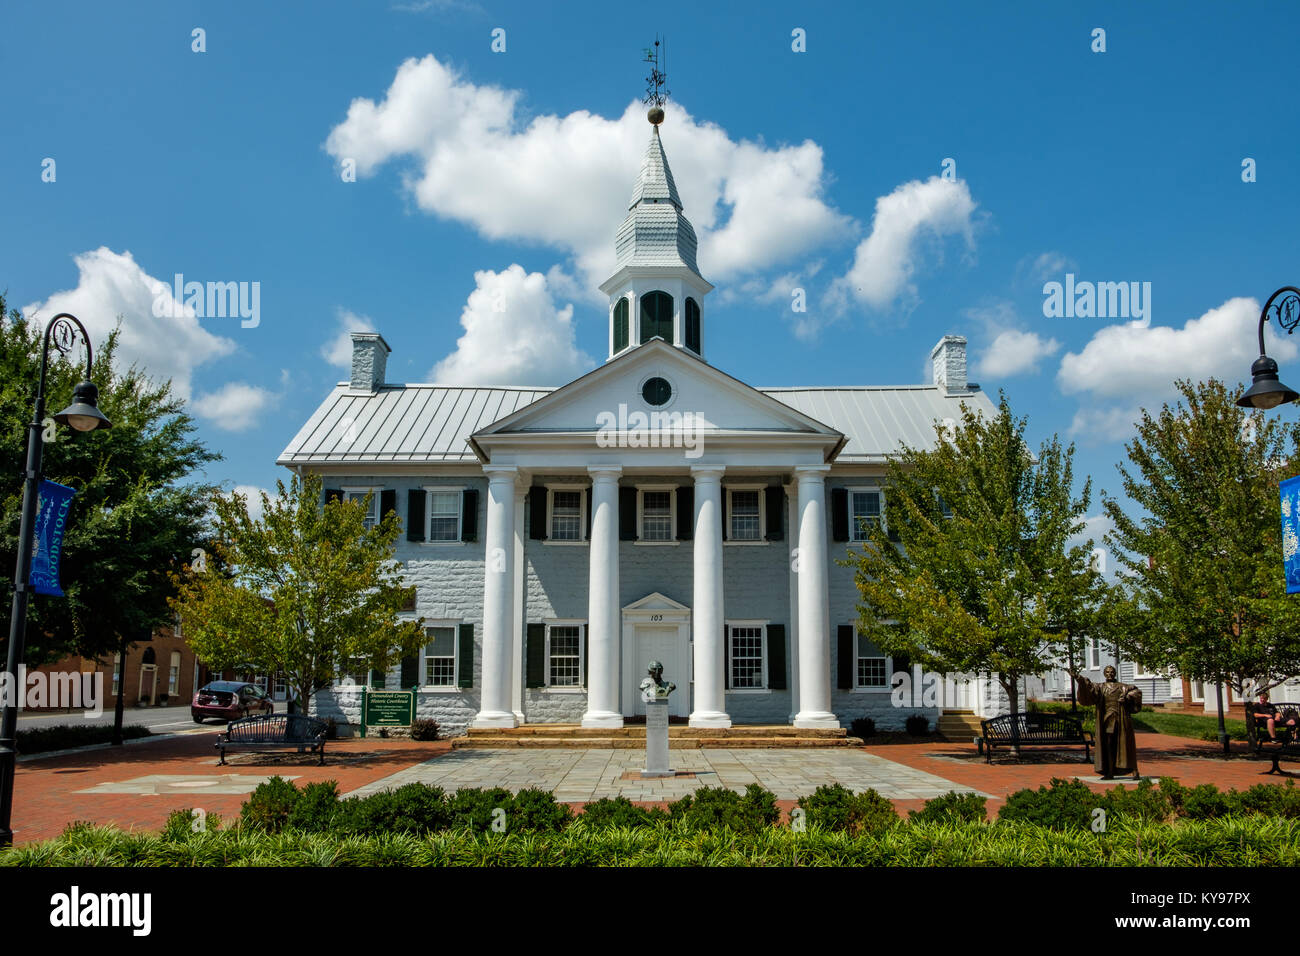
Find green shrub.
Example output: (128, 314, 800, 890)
(909, 791, 987, 824)
(287, 782, 341, 832)
(16, 723, 151, 754)
(850, 717, 875, 739)
(668, 785, 779, 834)
(998, 777, 1099, 831)
(1236, 779, 1300, 818)
(797, 783, 898, 835)
(578, 796, 666, 829)
(904, 713, 929, 736)
(341, 783, 449, 835)
(410, 719, 440, 741)
(448, 787, 514, 834)
(240, 776, 301, 833)
(509, 788, 573, 833)
(1103, 779, 1172, 824)
(1181, 783, 1233, 820)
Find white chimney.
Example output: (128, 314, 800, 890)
(930, 335, 967, 392)
(350, 332, 391, 391)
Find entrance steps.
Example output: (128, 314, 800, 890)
(937, 709, 984, 740)
(452, 724, 863, 749)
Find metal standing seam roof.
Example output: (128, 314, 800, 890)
(277, 382, 997, 465)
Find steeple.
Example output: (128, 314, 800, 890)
(600, 38, 713, 363)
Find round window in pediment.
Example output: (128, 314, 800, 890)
(642, 376, 672, 406)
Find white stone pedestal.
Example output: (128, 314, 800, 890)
(640, 699, 673, 777)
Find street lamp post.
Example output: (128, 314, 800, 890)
(0, 314, 111, 848)
(1237, 286, 1300, 410)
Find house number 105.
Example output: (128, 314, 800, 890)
(649, 614, 663, 622)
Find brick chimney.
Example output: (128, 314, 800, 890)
(930, 335, 967, 392)
(350, 332, 391, 391)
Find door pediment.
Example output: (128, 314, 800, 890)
(623, 591, 690, 614)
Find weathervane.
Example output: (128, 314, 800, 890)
(642, 36, 668, 125)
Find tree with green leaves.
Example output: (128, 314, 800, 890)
(1102, 378, 1300, 750)
(845, 393, 1101, 714)
(171, 473, 425, 715)
(0, 294, 219, 672)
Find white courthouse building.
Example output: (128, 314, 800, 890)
(279, 114, 1001, 735)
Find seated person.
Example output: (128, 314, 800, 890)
(1252, 693, 1298, 741)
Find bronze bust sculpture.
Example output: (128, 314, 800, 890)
(639, 660, 676, 701)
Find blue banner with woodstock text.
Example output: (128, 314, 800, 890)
(1281, 475, 1300, 595)
(30, 479, 77, 597)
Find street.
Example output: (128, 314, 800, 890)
(16, 702, 281, 734)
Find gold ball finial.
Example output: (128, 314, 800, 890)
(648, 106, 664, 126)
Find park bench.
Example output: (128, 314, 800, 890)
(1244, 703, 1300, 774)
(216, 713, 328, 766)
(979, 712, 1094, 764)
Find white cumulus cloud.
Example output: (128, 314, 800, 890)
(977, 329, 1061, 378)
(193, 381, 278, 431)
(828, 177, 977, 312)
(22, 247, 236, 400)
(324, 55, 852, 290)
(231, 485, 272, 521)
(321, 308, 378, 368)
(430, 264, 595, 385)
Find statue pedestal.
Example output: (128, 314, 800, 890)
(640, 699, 673, 777)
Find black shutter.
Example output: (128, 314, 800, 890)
(458, 623, 474, 688)
(892, 651, 911, 680)
(526, 623, 546, 688)
(767, 624, 787, 690)
(371, 668, 387, 690)
(765, 486, 784, 541)
(583, 628, 589, 686)
(461, 489, 479, 541)
(723, 625, 731, 691)
(407, 489, 425, 541)
(676, 486, 693, 540)
(721, 489, 728, 540)
(325, 488, 342, 504)
(831, 488, 849, 542)
(400, 654, 419, 689)
(837, 625, 855, 689)
(528, 486, 547, 539)
(884, 493, 900, 542)
(585, 488, 593, 540)
(619, 486, 638, 540)
(380, 489, 396, 520)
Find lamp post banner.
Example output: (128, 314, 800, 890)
(29, 479, 76, 598)
(1281, 475, 1300, 594)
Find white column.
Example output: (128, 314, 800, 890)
(511, 484, 526, 723)
(786, 482, 800, 723)
(690, 466, 730, 727)
(472, 467, 519, 729)
(583, 467, 623, 728)
(794, 465, 838, 728)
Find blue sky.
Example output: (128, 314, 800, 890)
(3, 0, 1299, 555)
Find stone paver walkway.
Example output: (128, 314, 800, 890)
(347, 747, 987, 802)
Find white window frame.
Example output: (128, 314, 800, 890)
(545, 620, 586, 691)
(1085, 637, 1099, 671)
(1131, 661, 1159, 680)
(546, 484, 588, 545)
(847, 487, 884, 543)
(422, 485, 464, 544)
(727, 620, 768, 692)
(852, 627, 892, 693)
(636, 485, 679, 545)
(420, 620, 460, 692)
(342, 485, 383, 530)
(725, 485, 766, 545)
(336, 657, 371, 689)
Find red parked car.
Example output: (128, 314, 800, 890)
(192, 681, 274, 724)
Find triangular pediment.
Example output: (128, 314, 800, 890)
(473, 340, 841, 439)
(624, 591, 689, 612)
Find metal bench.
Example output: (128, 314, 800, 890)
(979, 712, 1094, 763)
(216, 713, 328, 766)
(1244, 703, 1300, 774)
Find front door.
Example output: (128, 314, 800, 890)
(632, 624, 688, 718)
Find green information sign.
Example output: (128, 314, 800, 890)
(360, 689, 414, 737)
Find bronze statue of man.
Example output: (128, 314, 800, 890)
(1070, 665, 1142, 779)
